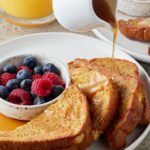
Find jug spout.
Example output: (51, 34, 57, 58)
(92, 0, 117, 28)
(105, 0, 117, 21)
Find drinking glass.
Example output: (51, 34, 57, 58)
(0, 0, 55, 27)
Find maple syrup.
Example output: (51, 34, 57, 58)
(92, 0, 118, 58)
(0, 113, 26, 131)
(112, 28, 118, 58)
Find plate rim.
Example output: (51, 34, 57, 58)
(0, 32, 149, 150)
(0, 31, 149, 62)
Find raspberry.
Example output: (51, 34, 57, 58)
(0, 73, 16, 86)
(32, 74, 42, 81)
(43, 73, 64, 86)
(8, 88, 32, 105)
(18, 66, 32, 73)
(31, 79, 52, 97)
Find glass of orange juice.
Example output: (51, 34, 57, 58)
(0, 0, 55, 27)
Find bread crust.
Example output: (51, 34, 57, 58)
(106, 82, 143, 149)
(138, 80, 150, 124)
(0, 85, 92, 150)
(90, 58, 150, 149)
(118, 18, 150, 42)
(68, 59, 119, 141)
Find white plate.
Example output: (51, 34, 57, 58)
(0, 32, 149, 150)
(93, 11, 150, 63)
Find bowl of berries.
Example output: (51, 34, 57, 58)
(0, 54, 70, 121)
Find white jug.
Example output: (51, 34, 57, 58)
(53, 0, 117, 32)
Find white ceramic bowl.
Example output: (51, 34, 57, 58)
(118, 0, 150, 17)
(0, 54, 70, 121)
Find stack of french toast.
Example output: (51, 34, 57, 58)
(0, 58, 149, 150)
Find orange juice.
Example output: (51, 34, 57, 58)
(0, 0, 53, 19)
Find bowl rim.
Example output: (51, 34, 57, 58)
(0, 53, 70, 109)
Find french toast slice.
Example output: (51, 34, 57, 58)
(90, 58, 150, 149)
(118, 18, 150, 41)
(0, 85, 92, 150)
(68, 59, 119, 140)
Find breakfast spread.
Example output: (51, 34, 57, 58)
(0, 56, 149, 150)
(0, 0, 149, 149)
(0, 56, 65, 106)
(118, 18, 150, 42)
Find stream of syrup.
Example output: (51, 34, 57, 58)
(112, 27, 118, 58)
(93, 0, 118, 58)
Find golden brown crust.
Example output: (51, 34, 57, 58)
(90, 58, 150, 149)
(118, 18, 150, 42)
(106, 82, 144, 149)
(0, 85, 92, 150)
(68, 59, 119, 141)
(138, 81, 150, 124)
(106, 90, 143, 149)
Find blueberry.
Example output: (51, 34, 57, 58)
(0, 86, 9, 99)
(45, 86, 64, 101)
(17, 70, 31, 82)
(2, 64, 17, 74)
(33, 97, 46, 105)
(20, 79, 32, 91)
(33, 66, 43, 75)
(30, 91, 36, 100)
(43, 63, 60, 75)
(6, 79, 20, 91)
(45, 94, 55, 102)
(51, 85, 64, 98)
(23, 56, 37, 69)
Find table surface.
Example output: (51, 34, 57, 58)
(0, 19, 150, 150)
